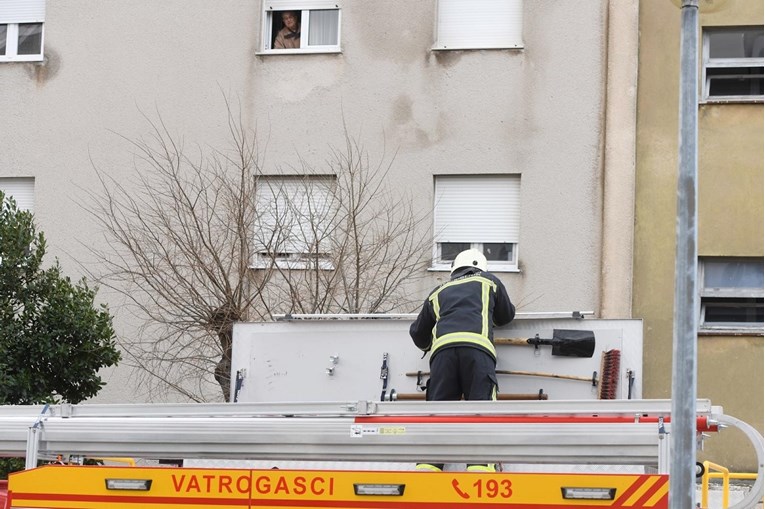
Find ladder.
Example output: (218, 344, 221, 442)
(0, 399, 724, 469)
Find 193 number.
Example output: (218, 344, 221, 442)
(473, 479, 512, 498)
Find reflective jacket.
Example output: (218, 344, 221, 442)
(409, 267, 515, 361)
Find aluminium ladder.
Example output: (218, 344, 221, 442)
(0, 399, 728, 469)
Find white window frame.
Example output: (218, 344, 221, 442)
(434, 0, 523, 51)
(252, 175, 335, 270)
(701, 26, 763, 103)
(431, 174, 521, 272)
(0, 0, 45, 63)
(435, 241, 518, 270)
(261, 0, 341, 55)
(698, 257, 764, 333)
(0, 177, 35, 213)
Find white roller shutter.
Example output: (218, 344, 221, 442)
(0, 0, 45, 23)
(255, 176, 334, 254)
(0, 177, 35, 213)
(434, 175, 520, 243)
(265, 0, 338, 11)
(435, 0, 523, 50)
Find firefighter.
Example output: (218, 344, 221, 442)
(409, 248, 515, 472)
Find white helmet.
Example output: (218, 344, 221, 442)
(451, 248, 488, 274)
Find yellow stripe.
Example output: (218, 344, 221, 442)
(429, 292, 440, 318)
(431, 275, 497, 296)
(481, 279, 490, 336)
(432, 332, 496, 357)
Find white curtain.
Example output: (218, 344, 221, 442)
(308, 9, 338, 46)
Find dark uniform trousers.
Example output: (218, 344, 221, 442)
(419, 346, 498, 472)
(426, 347, 498, 401)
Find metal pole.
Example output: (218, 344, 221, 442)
(669, 1, 699, 508)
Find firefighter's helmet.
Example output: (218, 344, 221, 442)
(451, 248, 488, 274)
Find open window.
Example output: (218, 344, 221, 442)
(432, 175, 521, 272)
(263, 1, 341, 54)
(699, 257, 763, 333)
(253, 175, 335, 270)
(0, 0, 45, 62)
(702, 26, 763, 102)
(434, 0, 523, 50)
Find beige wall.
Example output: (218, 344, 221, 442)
(699, 104, 764, 253)
(635, 0, 764, 471)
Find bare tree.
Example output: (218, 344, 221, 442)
(254, 135, 429, 315)
(84, 104, 431, 402)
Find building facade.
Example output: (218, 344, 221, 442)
(1, 1, 639, 403)
(634, 0, 764, 471)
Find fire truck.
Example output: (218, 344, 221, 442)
(1, 314, 762, 508)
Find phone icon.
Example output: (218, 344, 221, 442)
(452, 479, 470, 499)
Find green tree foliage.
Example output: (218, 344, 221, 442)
(0, 191, 120, 405)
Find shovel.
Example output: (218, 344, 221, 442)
(495, 329, 595, 358)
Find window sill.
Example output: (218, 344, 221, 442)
(250, 260, 334, 271)
(428, 266, 520, 273)
(698, 328, 764, 337)
(0, 55, 44, 63)
(430, 45, 524, 51)
(700, 97, 764, 105)
(257, 48, 342, 56)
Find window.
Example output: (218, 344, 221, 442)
(434, 0, 523, 50)
(253, 176, 335, 269)
(0, 0, 45, 62)
(262, 1, 341, 53)
(699, 257, 763, 332)
(432, 175, 521, 271)
(702, 27, 763, 102)
(0, 177, 35, 213)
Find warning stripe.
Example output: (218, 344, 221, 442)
(614, 475, 659, 506)
(633, 476, 669, 507)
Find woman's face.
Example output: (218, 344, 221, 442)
(282, 12, 298, 31)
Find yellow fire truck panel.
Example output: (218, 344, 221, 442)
(7, 466, 668, 509)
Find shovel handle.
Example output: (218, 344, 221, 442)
(393, 392, 548, 401)
(496, 369, 594, 383)
(406, 370, 594, 384)
(494, 337, 531, 346)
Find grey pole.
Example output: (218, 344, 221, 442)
(669, 1, 699, 508)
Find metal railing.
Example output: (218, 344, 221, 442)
(700, 460, 761, 509)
